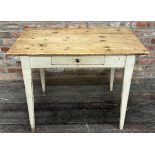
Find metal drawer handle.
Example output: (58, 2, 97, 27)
(75, 58, 80, 63)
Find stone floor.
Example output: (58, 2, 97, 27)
(0, 78, 154, 133)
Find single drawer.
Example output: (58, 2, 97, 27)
(51, 56, 105, 65)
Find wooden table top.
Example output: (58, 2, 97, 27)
(7, 28, 149, 56)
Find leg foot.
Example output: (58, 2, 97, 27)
(31, 127, 36, 133)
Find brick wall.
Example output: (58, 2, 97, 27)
(0, 21, 155, 81)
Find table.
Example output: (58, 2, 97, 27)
(7, 27, 148, 131)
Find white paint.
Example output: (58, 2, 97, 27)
(20, 56, 35, 131)
(51, 56, 105, 65)
(20, 54, 135, 131)
(30, 56, 126, 68)
(40, 69, 45, 93)
(30, 56, 51, 68)
(105, 56, 126, 67)
(110, 68, 115, 91)
(119, 55, 135, 130)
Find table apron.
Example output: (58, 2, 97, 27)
(23, 55, 127, 68)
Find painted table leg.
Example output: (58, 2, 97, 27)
(40, 69, 45, 93)
(120, 55, 135, 130)
(21, 56, 35, 131)
(110, 68, 115, 91)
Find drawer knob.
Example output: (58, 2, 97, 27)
(75, 58, 80, 63)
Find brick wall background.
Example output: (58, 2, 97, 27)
(0, 21, 155, 82)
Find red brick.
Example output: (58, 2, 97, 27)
(16, 61, 21, 67)
(0, 32, 12, 38)
(115, 72, 123, 79)
(132, 29, 143, 37)
(0, 39, 3, 46)
(151, 38, 155, 44)
(136, 22, 151, 28)
(0, 73, 22, 80)
(139, 52, 155, 59)
(138, 59, 155, 65)
(0, 60, 6, 67)
(0, 52, 5, 59)
(5, 60, 17, 66)
(7, 68, 22, 73)
(1, 24, 21, 31)
(11, 32, 21, 38)
(152, 22, 155, 27)
(110, 22, 121, 27)
(134, 71, 153, 78)
(0, 74, 3, 80)
(3, 38, 16, 46)
(0, 47, 10, 52)
(149, 52, 155, 57)
(0, 67, 6, 73)
(65, 22, 87, 28)
(24, 24, 39, 28)
(45, 23, 65, 28)
(88, 22, 110, 28)
(145, 66, 155, 72)
(143, 30, 155, 36)
(144, 45, 155, 51)
(0, 21, 155, 81)
(140, 37, 150, 45)
(134, 65, 145, 72)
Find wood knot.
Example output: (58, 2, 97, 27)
(99, 36, 106, 38)
(53, 31, 58, 33)
(64, 47, 70, 50)
(63, 37, 70, 41)
(105, 46, 110, 48)
(39, 43, 47, 47)
(107, 49, 111, 52)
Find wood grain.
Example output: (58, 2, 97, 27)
(7, 28, 149, 56)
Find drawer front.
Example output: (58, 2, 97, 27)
(51, 56, 105, 65)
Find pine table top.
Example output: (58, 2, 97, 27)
(7, 27, 149, 56)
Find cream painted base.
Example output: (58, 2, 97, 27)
(40, 69, 45, 93)
(20, 55, 135, 131)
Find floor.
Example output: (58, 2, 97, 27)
(0, 77, 155, 133)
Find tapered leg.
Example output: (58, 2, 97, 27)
(21, 56, 35, 131)
(120, 55, 135, 130)
(110, 68, 115, 91)
(40, 69, 45, 93)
